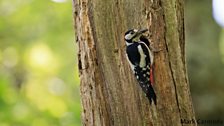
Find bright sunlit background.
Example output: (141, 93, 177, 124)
(0, 0, 224, 125)
(0, 0, 81, 126)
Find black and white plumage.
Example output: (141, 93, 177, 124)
(124, 28, 156, 105)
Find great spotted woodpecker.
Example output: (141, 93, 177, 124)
(124, 28, 156, 105)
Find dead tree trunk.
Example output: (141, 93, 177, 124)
(73, 0, 196, 125)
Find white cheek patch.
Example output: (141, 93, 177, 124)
(125, 34, 133, 40)
(134, 29, 138, 32)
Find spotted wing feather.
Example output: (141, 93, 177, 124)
(126, 43, 156, 104)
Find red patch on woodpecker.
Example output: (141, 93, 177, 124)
(150, 67, 154, 85)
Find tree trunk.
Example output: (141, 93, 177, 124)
(73, 0, 196, 125)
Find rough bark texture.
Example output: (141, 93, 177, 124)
(73, 0, 196, 125)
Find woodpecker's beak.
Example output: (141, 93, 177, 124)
(137, 28, 148, 35)
(131, 28, 148, 42)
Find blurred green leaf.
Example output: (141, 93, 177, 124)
(0, 0, 80, 125)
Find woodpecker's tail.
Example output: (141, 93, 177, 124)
(139, 81, 157, 105)
(147, 85, 157, 105)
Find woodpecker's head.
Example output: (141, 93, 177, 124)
(124, 28, 148, 44)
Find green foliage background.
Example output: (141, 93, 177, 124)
(186, 0, 224, 119)
(0, 0, 81, 125)
(0, 0, 223, 125)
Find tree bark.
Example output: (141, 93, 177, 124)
(73, 0, 196, 125)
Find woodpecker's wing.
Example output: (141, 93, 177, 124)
(126, 43, 151, 68)
(126, 42, 156, 104)
(126, 43, 140, 68)
(139, 42, 154, 66)
(140, 35, 150, 47)
(134, 65, 156, 104)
